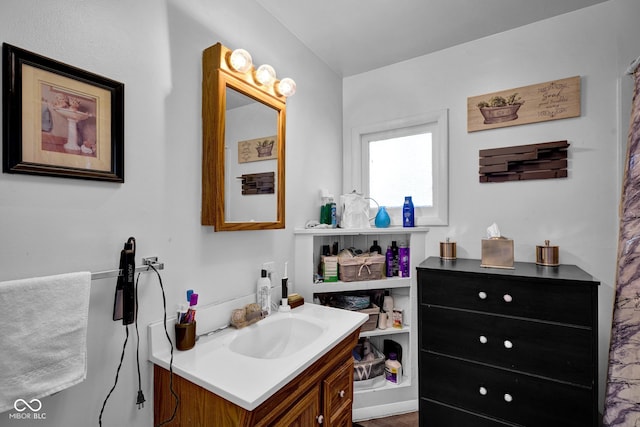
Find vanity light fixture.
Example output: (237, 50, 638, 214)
(228, 49, 253, 73)
(255, 64, 277, 86)
(225, 46, 296, 97)
(276, 77, 297, 97)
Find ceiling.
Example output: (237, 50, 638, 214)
(256, 0, 610, 77)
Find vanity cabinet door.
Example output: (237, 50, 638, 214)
(323, 358, 353, 426)
(271, 385, 321, 427)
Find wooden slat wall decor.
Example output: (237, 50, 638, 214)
(479, 140, 569, 183)
(239, 172, 275, 194)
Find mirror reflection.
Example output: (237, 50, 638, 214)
(202, 42, 292, 231)
(224, 87, 278, 222)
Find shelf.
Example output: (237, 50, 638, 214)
(294, 226, 429, 236)
(312, 277, 411, 293)
(360, 325, 410, 338)
(354, 376, 411, 395)
(294, 228, 426, 416)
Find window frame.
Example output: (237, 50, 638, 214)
(344, 109, 449, 226)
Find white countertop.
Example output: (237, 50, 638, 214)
(148, 303, 367, 411)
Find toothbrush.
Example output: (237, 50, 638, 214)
(282, 262, 288, 302)
(186, 293, 198, 323)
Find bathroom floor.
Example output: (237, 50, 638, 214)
(354, 411, 418, 426)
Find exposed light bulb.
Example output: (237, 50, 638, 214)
(228, 49, 253, 73)
(276, 78, 297, 97)
(255, 64, 276, 86)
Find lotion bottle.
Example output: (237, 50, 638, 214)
(403, 196, 415, 227)
(257, 269, 271, 315)
(385, 353, 403, 384)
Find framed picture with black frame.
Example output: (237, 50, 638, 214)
(2, 43, 124, 182)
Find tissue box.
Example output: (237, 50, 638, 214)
(481, 238, 514, 269)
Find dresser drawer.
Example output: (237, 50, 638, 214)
(420, 352, 594, 427)
(421, 306, 594, 386)
(419, 270, 593, 326)
(420, 399, 519, 427)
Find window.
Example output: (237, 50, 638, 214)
(345, 109, 448, 225)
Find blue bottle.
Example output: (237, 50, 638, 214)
(403, 196, 414, 227)
(375, 206, 391, 228)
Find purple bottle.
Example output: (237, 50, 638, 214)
(399, 244, 410, 278)
(385, 246, 394, 277)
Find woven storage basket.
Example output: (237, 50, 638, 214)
(358, 304, 380, 332)
(338, 253, 385, 282)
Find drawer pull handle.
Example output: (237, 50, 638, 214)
(503, 294, 513, 303)
(504, 393, 513, 402)
(338, 390, 346, 398)
(504, 340, 513, 349)
(479, 387, 488, 396)
(478, 291, 488, 300)
(317, 414, 324, 424)
(479, 335, 488, 344)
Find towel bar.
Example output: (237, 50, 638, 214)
(91, 256, 164, 280)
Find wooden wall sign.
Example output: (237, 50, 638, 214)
(238, 135, 277, 163)
(467, 76, 580, 132)
(479, 140, 569, 183)
(239, 172, 275, 194)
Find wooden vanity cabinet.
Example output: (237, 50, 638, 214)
(417, 257, 599, 427)
(154, 329, 359, 427)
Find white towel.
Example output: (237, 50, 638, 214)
(0, 272, 91, 413)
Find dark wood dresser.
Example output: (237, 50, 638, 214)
(417, 257, 599, 427)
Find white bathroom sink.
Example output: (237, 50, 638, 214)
(229, 317, 324, 359)
(148, 302, 368, 410)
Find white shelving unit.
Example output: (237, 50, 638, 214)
(294, 226, 428, 421)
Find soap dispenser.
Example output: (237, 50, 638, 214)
(257, 269, 271, 315)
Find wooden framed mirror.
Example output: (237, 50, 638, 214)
(202, 43, 286, 231)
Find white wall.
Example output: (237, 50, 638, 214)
(2, 0, 636, 424)
(343, 0, 639, 411)
(0, 1, 342, 426)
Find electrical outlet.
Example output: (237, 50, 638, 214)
(262, 261, 276, 279)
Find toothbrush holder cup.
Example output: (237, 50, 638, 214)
(175, 322, 196, 351)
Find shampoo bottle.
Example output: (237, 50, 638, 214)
(399, 243, 410, 278)
(385, 246, 394, 277)
(391, 241, 399, 276)
(369, 240, 382, 255)
(257, 269, 271, 315)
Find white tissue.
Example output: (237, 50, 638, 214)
(486, 222, 501, 239)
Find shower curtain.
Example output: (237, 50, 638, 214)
(603, 63, 640, 427)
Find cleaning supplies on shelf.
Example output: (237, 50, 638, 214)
(257, 269, 271, 315)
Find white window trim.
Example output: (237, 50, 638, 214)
(344, 109, 449, 226)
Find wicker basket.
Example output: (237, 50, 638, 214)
(338, 253, 385, 282)
(358, 304, 380, 332)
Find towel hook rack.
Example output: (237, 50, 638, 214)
(91, 256, 164, 280)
